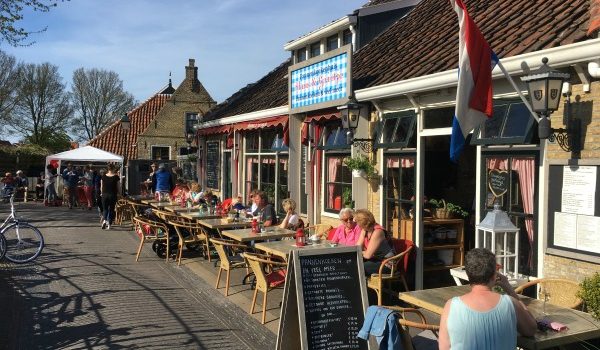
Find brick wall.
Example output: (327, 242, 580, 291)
(544, 80, 600, 278)
(136, 59, 216, 160)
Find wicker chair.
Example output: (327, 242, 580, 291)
(367, 239, 414, 305)
(210, 238, 249, 296)
(168, 219, 212, 266)
(115, 199, 134, 225)
(384, 306, 439, 350)
(514, 278, 582, 309)
(242, 252, 288, 324)
(132, 215, 170, 262)
(305, 224, 333, 239)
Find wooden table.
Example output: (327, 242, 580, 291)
(254, 240, 342, 260)
(127, 195, 154, 203)
(141, 199, 160, 205)
(197, 218, 252, 230)
(221, 227, 295, 242)
(398, 285, 600, 349)
(164, 206, 198, 213)
(150, 202, 179, 209)
(178, 211, 222, 221)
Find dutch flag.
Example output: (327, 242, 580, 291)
(449, 0, 499, 162)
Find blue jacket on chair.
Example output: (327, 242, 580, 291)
(358, 305, 403, 350)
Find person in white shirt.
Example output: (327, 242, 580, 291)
(279, 198, 300, 230)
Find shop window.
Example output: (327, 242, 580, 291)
(310, 42, 321, 58)
(244, 127, 289, 213)
(151, 146, 170, 160)
(376, 111, 416, 149)
(318, 121, 349, 150)
(482, 155, 537, 275)
(297, 49, 307, 63)
(383, 155, 416, 238)
(324, 154, 352, 213)
(342, 29, 352, 46)
(326, 34, 339, 52)
(472, 100, 535, 145)
(185, 112, 199, 134)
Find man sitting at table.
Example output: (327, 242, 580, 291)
(330, 208, 361, 246)
(439, 248, 537, 350)
(252, 190, 278, 227)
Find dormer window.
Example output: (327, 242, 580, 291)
(327, 34, 339, 51)
(297, 49, 307, 63)
(310, 42, 321, 58)
(342, 29, 352, 46)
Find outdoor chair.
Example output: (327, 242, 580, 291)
(209, 238, 250, 296)
(514, 278, 582, 309)
(132, 215, 170, 262)
(115, 199, 134, 225)
(384, 305, 440, 350)
(367, 238, 414, 305)
(242, 252, 287, 324)
(168, 220, 212, 266)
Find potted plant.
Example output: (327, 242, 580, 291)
(344, 155, 375, 178)
(578, 272, 600, 320)
(342, 187, 353, 208)
(429, 199, 469, 219)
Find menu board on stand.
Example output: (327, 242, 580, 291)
(276, 246, 371, 350)
(205, 141, 220, 190)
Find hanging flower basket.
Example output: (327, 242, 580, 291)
(352, 169, 366, 178)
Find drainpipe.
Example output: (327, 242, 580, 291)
(350, 24, 357, 52)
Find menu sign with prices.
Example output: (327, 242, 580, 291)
(205, 141, 220, 190)
(276, 246, 371, 350)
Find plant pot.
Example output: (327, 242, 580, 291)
(352, 169, 366, 178)
(435, 208, 451, 219)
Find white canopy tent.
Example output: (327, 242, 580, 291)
(45, 146, 123, 167)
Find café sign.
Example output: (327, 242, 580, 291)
(289, 45, 352, 113)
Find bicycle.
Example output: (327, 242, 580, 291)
(1, 192, 44, 263)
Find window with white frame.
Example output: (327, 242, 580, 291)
(310, 42, 321, 58)
(318, 121, 351, 213)
(244, 127, 288, 212)
(151, 146, 170, 160)
(297, 49, 307, 63)
(326, 34, 339, 52)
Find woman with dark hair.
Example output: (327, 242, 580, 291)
(439, 248, 537, 350)
(44, 164, 58, 205)
(100, 164, 120, 230)
(354, 209, 394, 276)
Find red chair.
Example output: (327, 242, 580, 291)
(220, 198, 233, 213)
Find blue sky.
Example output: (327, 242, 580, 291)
(3, 0, 365, 104)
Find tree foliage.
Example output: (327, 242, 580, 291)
(23, 128, 71, 153)
(0, 50, 19, 122)
(7, 62, 73, 145)
(0, 0, 68, 47)
(71, 67, 136, 141)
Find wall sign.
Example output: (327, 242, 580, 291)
(488, 169, 509, 198)
(205, 141, 220, 190)
(276, 246, 370, 350)
(561, 166, 597, 215)
(289, 45, 352, 114)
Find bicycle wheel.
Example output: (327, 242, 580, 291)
(1, 222, 44, 263)
(0, 233, 6, 261)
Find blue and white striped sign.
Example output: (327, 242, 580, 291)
(290, 52, 349, 111)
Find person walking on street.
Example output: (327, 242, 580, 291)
(101, 164, 120, 230)
(62, 163, 80, 209)
(45, 164, 58, 205)
(82, 164, 95, 210)
(94, 169, 105, 219)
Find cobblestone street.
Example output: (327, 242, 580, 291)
(0, 203, 275, 350)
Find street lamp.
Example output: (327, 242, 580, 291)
(338, 96, 372, 152)
(120, 113, 130, 195)
(521, 57, 579, 153)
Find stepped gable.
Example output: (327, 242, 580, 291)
(353, 0, 592, 90)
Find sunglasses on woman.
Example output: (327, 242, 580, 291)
(341, 217, 354, 222)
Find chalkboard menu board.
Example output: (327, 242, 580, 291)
(488, 169, 509, 197)
(205, 141, 220, 189)
(276, 246, 370, 350)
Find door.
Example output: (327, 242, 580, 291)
(223, 151, 232, 200)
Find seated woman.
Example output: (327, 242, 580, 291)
(279, 198, 300, 230)
(439, 248, 537, 350)
(354, 209, 394, 276)
(188, 182, 202, 205)
(330, 208, 362, 246)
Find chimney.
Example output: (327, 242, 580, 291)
(185, 58, 198, 81)
(589, 0, 600, 36)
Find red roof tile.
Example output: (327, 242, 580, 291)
(89, 93, 170, 160)
(203, 59, 290, 121)
(590, 0, 600, 35)
(353, 0, 592, 89)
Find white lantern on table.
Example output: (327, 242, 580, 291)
(476, 204, 520, 279)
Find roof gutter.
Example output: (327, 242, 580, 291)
(198, 106, 289, 129)
(355, 38, 600, 102)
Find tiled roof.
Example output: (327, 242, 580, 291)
(590, 0, 600, 35)
(362, 0, 403, 8)
(353, 0, 592, 90)
(89, 93, 170, 160)
(203, 59, 290, 121)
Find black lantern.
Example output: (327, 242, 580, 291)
(338, 97, 372, 152)
(120, 113, 131, 131)
(521, 58, 579, 153)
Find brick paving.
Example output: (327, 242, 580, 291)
(0, 203, 275, 350)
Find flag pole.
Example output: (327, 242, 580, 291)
(496, 60, 540, 122)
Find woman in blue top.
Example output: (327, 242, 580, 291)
(439, 248, 537, 350)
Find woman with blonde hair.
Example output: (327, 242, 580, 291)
(354, 209, 394, 276)
(279, 198, 300, 230)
